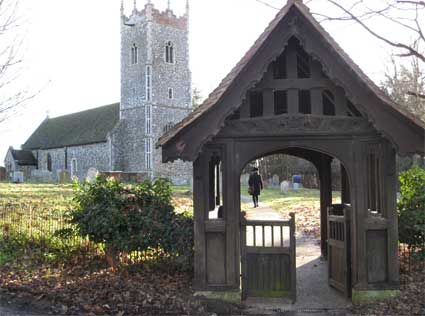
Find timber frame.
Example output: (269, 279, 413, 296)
(159, 0, 425, 301)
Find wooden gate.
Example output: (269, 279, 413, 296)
(327, 204, 351, 297)
(241, 213, 296, 302)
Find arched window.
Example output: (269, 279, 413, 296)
(163, 122, 174, 133)
(71, 158, 77, 177)
(47, 153, 52, 172)
(165, 41, 174, 63)
(131, 44, 138, 65)
(322, 90, 336, 116)
(168, 88, 174, 99)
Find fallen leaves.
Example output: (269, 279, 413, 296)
(0, 259, 207, 316)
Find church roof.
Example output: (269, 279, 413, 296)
(10, 149, 37, 166)
(23, 103, 120, 150)
(158, 0, 425, 156)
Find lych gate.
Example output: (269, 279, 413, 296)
(159, 0, 425, 303)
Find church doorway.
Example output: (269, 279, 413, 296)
(238, 149, 352, 308)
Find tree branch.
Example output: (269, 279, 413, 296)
(325, 0, 425, 63)
(407, 91, 425, 99)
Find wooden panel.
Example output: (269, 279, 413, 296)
(327, 205, 351, 297)
(241, 214, 296, 301)
(367, 230, 388, 284)
(329, 245, 345, 291)
(246, 254, 291, 297)
(205, 219, 226, 233)
(206, 233, 226, 285)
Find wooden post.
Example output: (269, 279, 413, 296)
(290, 212, 296, 303)
(341, 164, 350, 204)
(319, 156, 332, 258)
(193, 155, 207, 289)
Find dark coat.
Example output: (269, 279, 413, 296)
(248, 172, 263, 196)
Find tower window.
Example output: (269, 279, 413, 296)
(250, 92, 263, 118)
(163, 122, 174, 133)
(165, 41, 174, 63)
(274, 91, 288, 115)
(145, 104, 152, 135)
(168, 88, 173, 99)
(145, 65, 152, 101)
(299, 90, 311, 114)
(131, 44, 138, 65)
(323, 90, 336, 116)
(145, 138, 152, 170)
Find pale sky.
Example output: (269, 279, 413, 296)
(0, 0, 408, 165)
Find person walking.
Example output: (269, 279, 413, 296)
(248, 167, 263, 208)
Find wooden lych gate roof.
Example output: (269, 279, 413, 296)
(159, 0, 425, 160)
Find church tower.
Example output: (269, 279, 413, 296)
(111, 0, 192, 183)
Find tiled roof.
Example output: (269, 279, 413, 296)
(23, 103, 120, 150)
(11, 150, 37, 166)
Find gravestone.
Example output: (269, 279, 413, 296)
(280, 181, 291, 194)
(240, 173, 250, 186)
(272, 174, 280, 187)
(12, 171, 24, 183)
(31, 170, 53, 183)
(59, 170, 71, 183)
(86, 168, 99, 183)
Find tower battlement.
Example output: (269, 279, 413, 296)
(114, 0, 192, 181)
(122, 1, 188, 30)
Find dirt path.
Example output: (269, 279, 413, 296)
(242, 203, 352, 316)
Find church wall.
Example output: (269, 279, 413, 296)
(37, 142, 110, 182)
(4, 149, 16, 176)
(39, 148, 66, 179)
(152, 105, 192, 184)
(67, 142, 110, 180)
(110, 116, 147, 172)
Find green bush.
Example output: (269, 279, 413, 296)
(69, 175, 194, 269)
(398, 166, 425, 251)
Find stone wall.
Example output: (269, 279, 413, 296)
(37, 142, 110, 182)
(115, 5, 192, 183)
(67, 142, 110, 180)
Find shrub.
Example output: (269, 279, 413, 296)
(398, 166, 425, 252)
(69, 175, 194, 269)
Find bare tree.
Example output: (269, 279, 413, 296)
(313, 0, 425, 63)
(255, 0, 424, 62)
(0, 0, 35, 125)
(382, 55, 425, 121)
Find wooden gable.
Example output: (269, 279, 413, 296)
(159, 0, 425, 162)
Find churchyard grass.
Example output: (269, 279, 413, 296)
(0, 183, 194, 265)
(241, 185, 341, 237)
